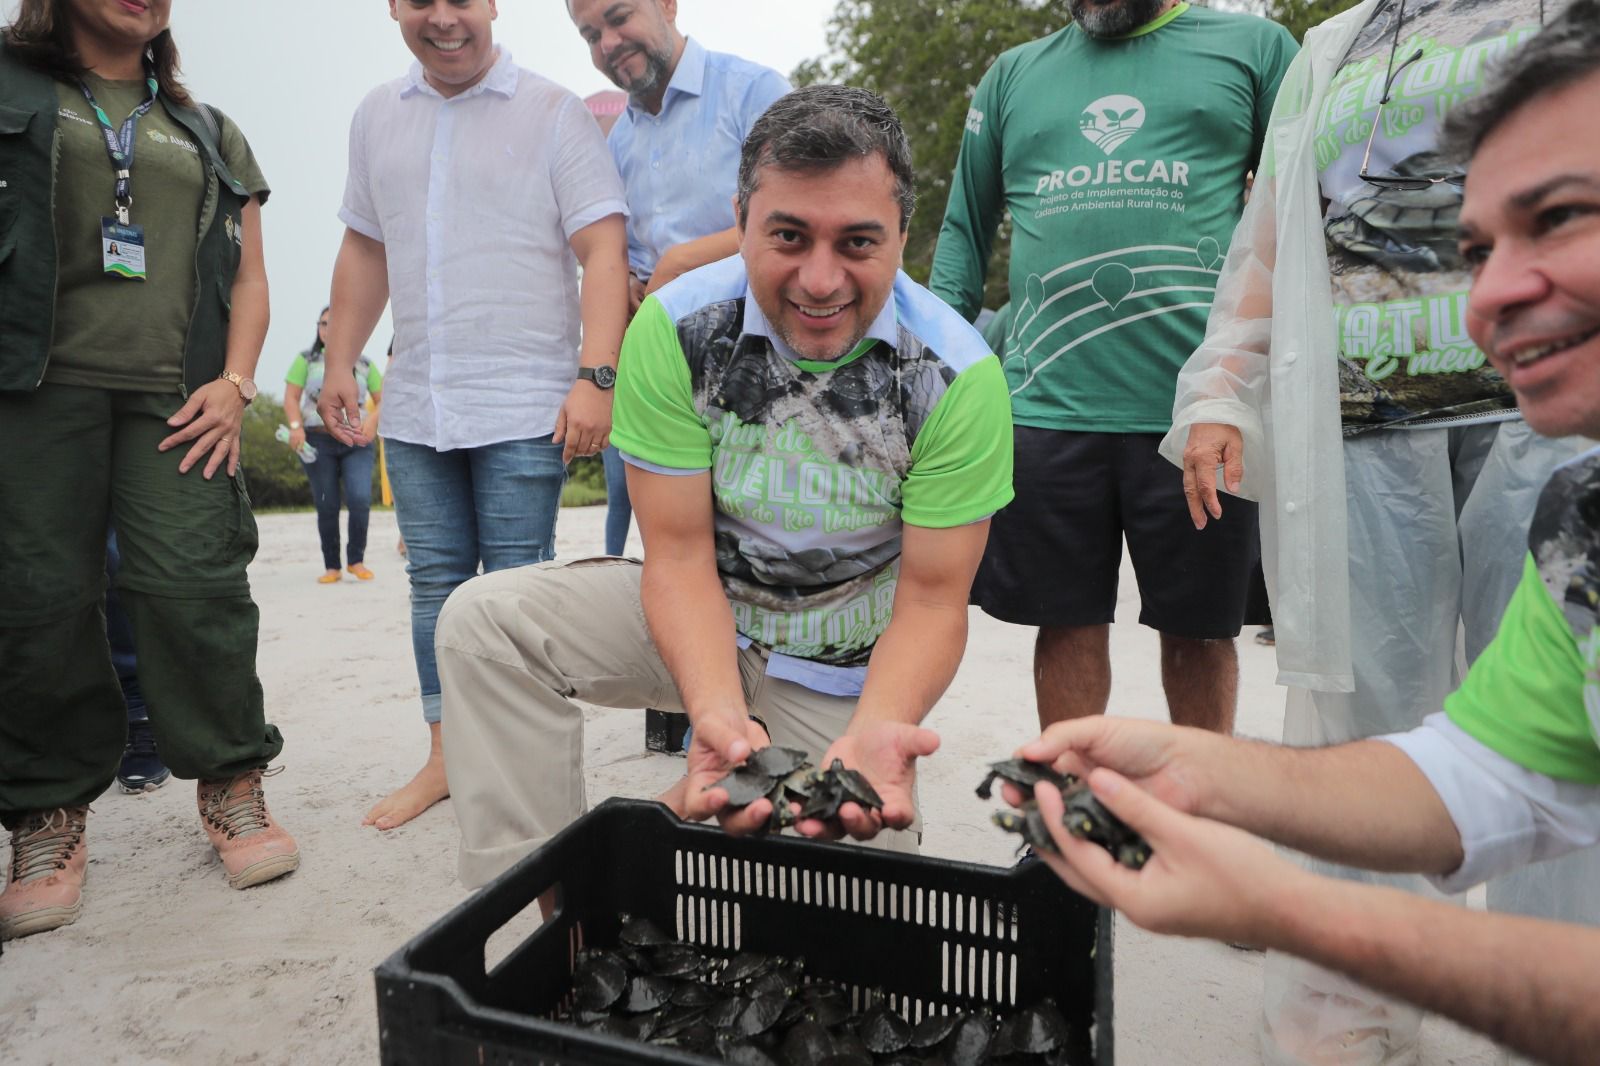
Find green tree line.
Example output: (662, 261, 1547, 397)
(792, 0, 1362, 311)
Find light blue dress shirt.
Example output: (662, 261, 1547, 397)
(607, 37, 790, 279)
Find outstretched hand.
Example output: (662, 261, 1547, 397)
(681, 712, 772, 835)
(795, 722, 940, 842)
(1030, 771, 1301, 948)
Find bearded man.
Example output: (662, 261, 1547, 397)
(929, 0, 1297, 739)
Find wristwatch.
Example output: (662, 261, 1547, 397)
(219, 371, 257, 405)
(577, 365, 617, 390)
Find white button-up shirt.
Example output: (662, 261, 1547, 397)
(340, 49, 627, 451)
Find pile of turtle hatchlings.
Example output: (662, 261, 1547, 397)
(561, 915, 1088, 1066)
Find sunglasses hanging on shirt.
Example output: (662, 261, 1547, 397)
(1358, 0, 1546, 190)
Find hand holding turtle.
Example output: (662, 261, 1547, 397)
(682, 710, 770, 834)
(1030, 771, 1302, 948)
(797, 722, 939, 842)
(1014, 716, 1212, 819)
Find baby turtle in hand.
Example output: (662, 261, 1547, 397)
(991, 792, 1153, 870)
(1062, 786, 1151, 870)
(992, 802, 1061, 855)
(975, 758, 1076, 801)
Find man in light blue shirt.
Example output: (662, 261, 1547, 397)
(569, 0, 791, 561)
(568, 0, 790, 308)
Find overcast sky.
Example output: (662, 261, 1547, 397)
(99, 2, 836, 392)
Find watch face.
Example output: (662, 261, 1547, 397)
(240, 378, 258, 401)
(592, 365, 617, 389)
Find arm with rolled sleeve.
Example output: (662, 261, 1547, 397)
(552, 96, 630, 461)
(929, 63, 1007, 322)
(1379, 556, 1600, 891)
(321, 98, 391, 441)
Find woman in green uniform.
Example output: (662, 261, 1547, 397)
(0, 0, 298, 942)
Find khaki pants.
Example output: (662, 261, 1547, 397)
(437, 557, 918, 889)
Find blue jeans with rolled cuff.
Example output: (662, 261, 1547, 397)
(383, 435, 567, 725)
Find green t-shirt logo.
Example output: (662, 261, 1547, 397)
(1078, 94, 1146, 155)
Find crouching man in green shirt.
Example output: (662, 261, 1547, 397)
(435, 85, 1014, 886)
(1000, 9, 1600, 1063)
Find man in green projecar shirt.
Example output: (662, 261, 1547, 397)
(930, 0, 1297, 741)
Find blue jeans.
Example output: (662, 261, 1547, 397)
(384, 436, 567, 724)
(601, 445, 632, 556)
(302, 429, 376, 572)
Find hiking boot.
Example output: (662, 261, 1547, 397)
(0, 807, 88, 940)
(117, 718, 171, 793)
(197, 768, 300, 889)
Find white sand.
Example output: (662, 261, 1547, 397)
(0, 507, 1498, 1065)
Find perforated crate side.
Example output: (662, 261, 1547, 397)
(377, 799, 1113, 1066)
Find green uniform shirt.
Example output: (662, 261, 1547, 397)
(930, 5, 1296, 433)
(1445, 449, 1600, 784)
(45, 76, 268, 393)
(284, 351, 384, 429)
(612, 258, 1012, 688)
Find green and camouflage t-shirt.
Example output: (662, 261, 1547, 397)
(46, 76, 269, 392)
(929, 5, 1297, 433)
(1445, 448, 1600, 784)
(1318, 0, 1542, 430)
(611, 257, 1014, 695)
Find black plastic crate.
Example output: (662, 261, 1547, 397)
(376, 798, 1114, 1066)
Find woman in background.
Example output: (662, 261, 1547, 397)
(283, 307, 383, 584)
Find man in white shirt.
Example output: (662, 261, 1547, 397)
(319, 0, 629, 831)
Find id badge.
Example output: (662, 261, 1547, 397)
(101, 218, 147, 281)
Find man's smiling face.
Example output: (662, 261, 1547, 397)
(390, 0, 499, 98)
(739, 154, 908, 364)
(1461, 69, 1600, 440)
(568, 0, 677, 101)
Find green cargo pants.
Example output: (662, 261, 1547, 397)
(0, 383, 283, 824)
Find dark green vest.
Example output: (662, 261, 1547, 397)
(0, 46, 251, 394)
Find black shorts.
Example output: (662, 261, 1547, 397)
(972, 428, 1262, 639)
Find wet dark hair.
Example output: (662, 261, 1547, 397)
(1439, 0, 1600, 164)
(310, 306, 330, 357)
(736, 85, 917, 232)
(3, 0, 193, 106)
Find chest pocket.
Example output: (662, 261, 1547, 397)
(0, 104, 37, 246)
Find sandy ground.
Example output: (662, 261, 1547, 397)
(0, 507, 1500, 1065)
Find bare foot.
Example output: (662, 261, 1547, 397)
(364, 724, 449, 830)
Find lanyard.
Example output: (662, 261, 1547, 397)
(77, 73, 160, 226)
